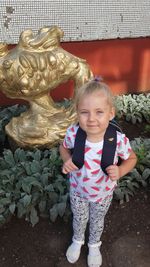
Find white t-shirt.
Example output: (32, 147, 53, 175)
(63, 124, 132, 203)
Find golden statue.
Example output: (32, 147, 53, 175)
(0, 26, 93, 148)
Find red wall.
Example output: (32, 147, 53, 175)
(0, 37, 150, 105)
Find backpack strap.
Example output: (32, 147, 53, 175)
(72, 120, 121, 174)
(72, 126, 87, 169)
(101, 123, 117, 174)
(109, 119, 122, 133)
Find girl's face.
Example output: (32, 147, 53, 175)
(77, 91, 115, 142)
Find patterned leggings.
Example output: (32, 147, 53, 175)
(70, 192, 112, 245)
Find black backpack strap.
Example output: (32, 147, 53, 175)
(72, 126, 87, 169)
(101, 123, 117, 175)
(109, 119, 123, 133)
(72, 120, 121, 174)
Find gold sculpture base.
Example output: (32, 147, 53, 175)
(5, 96, 77, 149)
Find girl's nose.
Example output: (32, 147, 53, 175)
(88, 113, 95, 121)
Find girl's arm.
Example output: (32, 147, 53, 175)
(59, 143, 78, 174)
(106, 150, 137, 181)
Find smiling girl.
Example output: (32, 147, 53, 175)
(59, 79, 137, 267)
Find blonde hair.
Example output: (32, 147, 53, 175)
(75, 80, 114, 108)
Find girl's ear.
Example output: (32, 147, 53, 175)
(109, 107, 115, 120)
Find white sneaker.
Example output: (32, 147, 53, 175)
(88, 242, 102, 267)
(66, 239, 84, 263)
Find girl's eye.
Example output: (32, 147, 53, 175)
(80, 111, 88, 114)
(97, 111, 103, 114)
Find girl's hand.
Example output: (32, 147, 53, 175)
(62, 158, 79, 174)
(106, 165, 120, 181)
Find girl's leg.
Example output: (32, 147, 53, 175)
(71, 192, 89, 242)
(89, 197, 112, 244)
(66, 192, 89, 263)
(87, 197, 112, 267)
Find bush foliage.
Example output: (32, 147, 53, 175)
(0, 147, 69, 226)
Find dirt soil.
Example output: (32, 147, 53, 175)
(0, 121, 149, 267)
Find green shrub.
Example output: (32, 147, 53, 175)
(115, 93, 150, 123)
(0, 147, 69, 226)
(114, 138, 150, 203)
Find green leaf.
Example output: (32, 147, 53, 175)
(60, 193, 69, 202)
(0, 198, 11, 206)
(45, 184, 54, 192)
(30, 160, 42, 174)
(21, 177, 43, 193)
(125, 193, 130, 202)
(0, 215, 6, 224)
(126, 114, 131, 122)
(131, 182, 139, 188)
(30, 180, 43, 191)
(30, 206, 39, 226)
(48, 192, 59, 204)
(0, 205, 5, 213)
(50, 204, 58, 222)
(57, 202, 66, 217)
(40, 173, 49, 186)
(125, 189, 134, 197)
(39, 200, 46, 213)
(3, 149, 15, 167)
(21, 162, 32, 175)
(127, 182, 135, 192)
(33, 150, 41, 161)
(0, 169, 11, 179)
(54, 181, 65, 194)
(140, 180, 147, 187)
(22, 194, 32, 207)
(21, 180, 32, 194)
(31, 191, 41, 204)
(114, 187, 124, 200)
(9, 203, 16, 214)
(142, 168, 150, 180)
(17, 202, 26, 218)
(41, 158, 49, 168)
(14, 148, 27, 162)
(131, 115, 137, 124)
